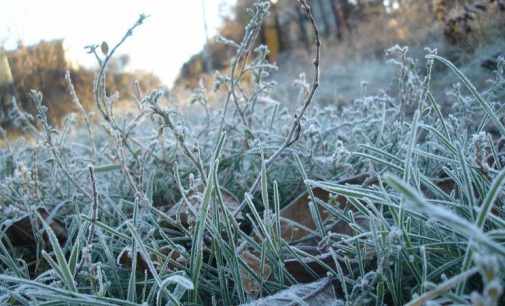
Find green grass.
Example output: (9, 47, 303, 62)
(1, 1, 505, 305)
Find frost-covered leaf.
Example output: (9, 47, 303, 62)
(241, 278, 342, 306)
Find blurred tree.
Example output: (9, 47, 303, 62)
(176, 0, 504, 89)
(4, 40, 160, 129)
(262, 2, 282, 61)
(0, 50, 17, 128)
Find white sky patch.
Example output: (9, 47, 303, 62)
(0, 0, 236, 86)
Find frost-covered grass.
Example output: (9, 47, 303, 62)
(1, 1, 505, 305)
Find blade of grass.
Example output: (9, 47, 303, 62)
(36, 212, 77, 292)
(427, 54, 505, 136)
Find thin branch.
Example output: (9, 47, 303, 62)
(30, 91, 92, 200)
(65, 70, 97, 161)
(150, 103, 208, 185)
(233, 0, 321, 217)
(92, 14, 148, 128)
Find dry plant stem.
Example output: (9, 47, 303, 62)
(93, 15, 146, 127)
(86, 166, 99, 246)
(51, 148, 92, 199)
(230, 26, 262, 126)
(219, 52, 250, 136)
(233, 0, 321, 217)
(218, 3, 267, 135)
(230, 71, 248, 127)
(30, 92, 92, 200)
(75, 167, 100, 286)
(150, 104, 208, 185)
(65, 71, 97, 161)
(89, 15, 147, 163)
(118, 144, 143, 197)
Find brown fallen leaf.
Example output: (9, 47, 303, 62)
(434, 178, 456, 194)
(280, 187, 356, 242)
(283, 247, 373, 286)
(117, 245, 186, 273)
(240, 250, 272, 297)
(429, 176, 501, 215)
(280, 187, 329, 242)
(284, 252, 337, 283)
(3, 208, 66, 248)
(117, 247, 150, 272)
(280, 174, 376, 242)
(240, 277, 340, 306)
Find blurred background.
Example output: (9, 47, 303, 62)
(1, 0, 504, 132)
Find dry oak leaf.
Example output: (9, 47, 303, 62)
(240, 250, 272, 297)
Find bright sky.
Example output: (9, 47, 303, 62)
(0, 0, 236, 86)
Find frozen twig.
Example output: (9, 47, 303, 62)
(218, 0, 271, 134)
(86, 15, 148, 160)
(89, 14, 147, 128)
(149, 97, 208, 186)
(65, 70, 97, 161)
(30, 90, 92, 200)
(233, 0, 321, 217)
(86, 165, 99, 247)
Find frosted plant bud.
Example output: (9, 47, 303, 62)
(100, 41, 109, 56)
(189, 173, 195, 189)
(485, 279, 503, 302)
(386, 44, 408, 57)
(333, 140, 350, 165)
(475, 254, 500, 283)
(471, 292, 485, 306)
(388, 226, 402, 244)
(293, 73, 309, 91)
(216, 35, 240, 49)
(64, 113, 78, 126)
(472, 131, 487, 147)
(304, 120, 319, 137)
(360, 81, 369, 96)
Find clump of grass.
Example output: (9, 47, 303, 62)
(1, 0, 505, 305)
